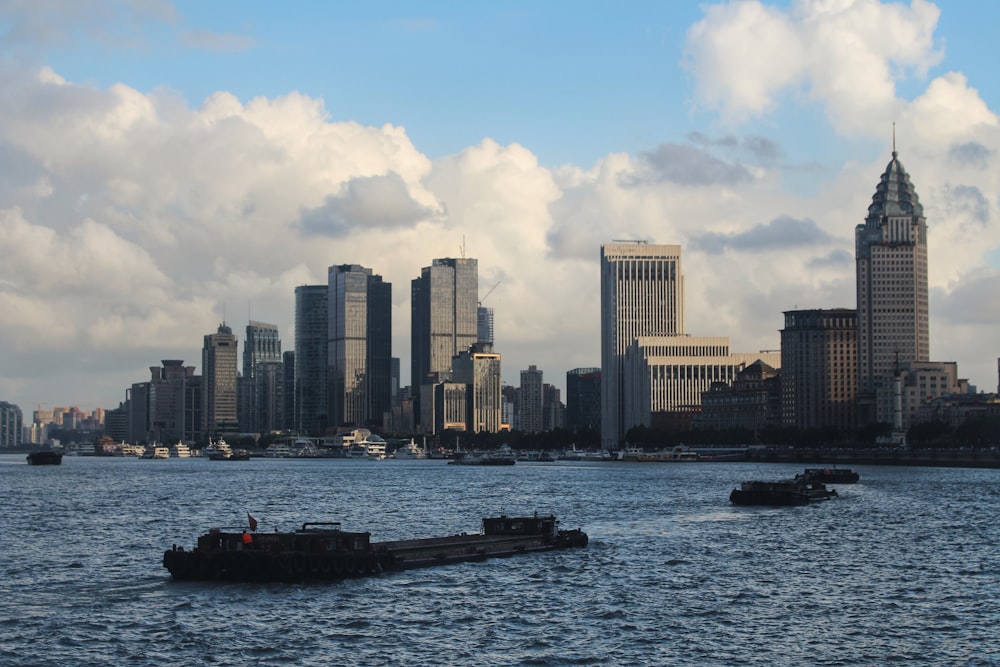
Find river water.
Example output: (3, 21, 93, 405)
(2, 454, 999, 666)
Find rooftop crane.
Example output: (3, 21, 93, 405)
(479, 281, 500, 307)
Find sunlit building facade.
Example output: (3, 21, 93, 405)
(411, 257, 479, 431)
(601, 242, 684, 448)
(202, 323, 238, 437)
(328, 264, 392, 430)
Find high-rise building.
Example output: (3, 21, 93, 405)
(856, 147, 929, 425)
(542, 384, 563, 432)
(781, 309, 857, 431)
(566, 368, 601, 433)
(452, 342, 502, 433)
(328, 264, 392, 430)
(519, 365, 544, 433)
(243, 321, 283, 434)
(600, 242, 684, 448)
(148, 360, 198, 443)
(0, 401, 23, 450)
(282, 351, 295, 431)
(411, 257, 479, 431)
(295, 285, 328, 435)
(477, 306, 494, 346)
(202, 323, 238, 438)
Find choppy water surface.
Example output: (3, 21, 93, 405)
(2, 455, 999, 666)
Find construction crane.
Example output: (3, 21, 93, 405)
(479, 281, 500, 307)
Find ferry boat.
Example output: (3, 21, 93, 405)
(162, 513, 588, 583)
(204, 439, 233, 460)
(170, 443, 192, 458)
(142, 445, 170, 459)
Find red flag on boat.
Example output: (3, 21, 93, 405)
(247, 512, 258, 532)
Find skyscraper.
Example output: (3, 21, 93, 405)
(328, 264, 392, 430)
(856, 147, 929, 424)
(411, 257, 478, 431)
(519, 365, 543, 433)
(452, 342, 502, 433)
(202, 323, 238, 438)
(566, 368, 601, 432)
(780, 309, 857, 431)
(243, 321, 282, 434)
(0, 401, 23, 450)
(600, 242, 684, 449)
(295, 285, 328, 435)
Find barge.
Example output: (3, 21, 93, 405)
(796, 467, 860, 484)
(730, 479, 838, 506)
(163, 514, 588, 583)
(26, 451, 63, 465)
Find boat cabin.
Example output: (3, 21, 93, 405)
(482, 514, 558, 537)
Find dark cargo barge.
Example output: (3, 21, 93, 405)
(163, 514, 588, 583)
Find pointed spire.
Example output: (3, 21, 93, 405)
(892, 121, 897, 158)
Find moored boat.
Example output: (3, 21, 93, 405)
(392, 439, 428, 459)
(26, 451, 63, 465)
(448, 445, 517, 466)
(162, 513, 588, 583)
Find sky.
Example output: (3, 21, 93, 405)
(1, 0, 999, 416)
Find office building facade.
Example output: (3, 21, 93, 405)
(328, 264, 392, 430)
(202, 323, 238, 437)
(295, 284, 328, 435)
(780, 309, 857, 431)
(601, 242, 684, 448)
(856, 148, 929, 424)
(411, 257, 479, 431)
(566, 368, 601, 433)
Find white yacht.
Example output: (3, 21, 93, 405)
(392, 439, 428, 459)
(203, 438, 233, 460)
(170, 443, 192, 458)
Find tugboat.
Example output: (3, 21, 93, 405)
(163, 514, 588, 582)
(730, 478, 838, 506)
(26, 451, 63, 465)
(796, 467, 860, 484)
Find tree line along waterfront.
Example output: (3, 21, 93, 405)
(15, 414, 1000, 469)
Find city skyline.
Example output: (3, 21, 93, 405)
(2, 2, 1000, 412)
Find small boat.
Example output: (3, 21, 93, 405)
(26, 451, 63, 465)
(796, 467, 860, 484)
(163, 513, 588, 583)
(448, 445, 517, 466)
(730, 479, 837, 506)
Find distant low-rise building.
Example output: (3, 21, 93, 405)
(698, 360, 781, 434)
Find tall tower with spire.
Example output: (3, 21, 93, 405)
(855, 140, 929, 425)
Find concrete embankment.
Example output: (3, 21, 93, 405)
(744, 447, 1000, 469)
